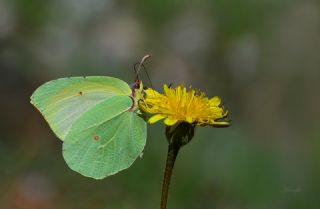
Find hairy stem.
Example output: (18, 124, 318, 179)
(160, 144, 180, 209)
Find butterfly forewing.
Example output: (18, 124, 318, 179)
(30, 76, 132, 140)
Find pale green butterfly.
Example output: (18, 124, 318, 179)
(30, 56, 150, 179)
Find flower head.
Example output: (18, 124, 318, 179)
(139, 84, 229, 127)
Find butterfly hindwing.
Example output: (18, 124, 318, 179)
(62, 95, 147, 179)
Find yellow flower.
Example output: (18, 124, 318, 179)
(139, 84, 229, 127)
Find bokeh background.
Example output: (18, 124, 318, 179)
(1, 0, 320, 208)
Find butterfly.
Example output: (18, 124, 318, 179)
(30, 56, 150, 179)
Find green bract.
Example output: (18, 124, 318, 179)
(30, 76, 147, 179)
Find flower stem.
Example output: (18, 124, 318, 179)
(160, 144, 180, 209)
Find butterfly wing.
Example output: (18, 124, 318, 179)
(62, 95, 147, 179)
(30, 76, 132, 140)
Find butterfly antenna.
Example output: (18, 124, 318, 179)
(134, 55, 151, 79)
(142, 64, 154, 90)
(134, 54, 154, 89)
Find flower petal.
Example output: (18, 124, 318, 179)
(164, 84, 170, 95)
(186, 116, 194, 123)
(148, 114, 166, 124)
(146, 88, 161, 97)
(209, 96, 221, 106)
(164, 118, 179, 126)
(211, 121, 229, 126)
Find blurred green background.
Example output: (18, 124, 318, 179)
(1, 0, 320, 208)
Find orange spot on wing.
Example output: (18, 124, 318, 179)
(93, 134, 100, 141)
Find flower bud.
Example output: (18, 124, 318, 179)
(165, 122, 195, 147)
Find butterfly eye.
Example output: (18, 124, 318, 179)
(136, 80, 141, 89)
(130, 80, 141, 93)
